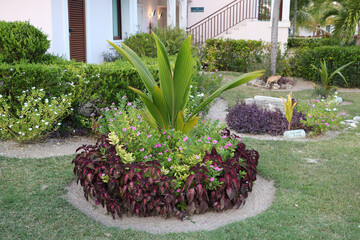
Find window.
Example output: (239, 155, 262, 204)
(112, 0, 122, 40)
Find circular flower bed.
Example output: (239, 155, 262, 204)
(72, 99, 259, 220)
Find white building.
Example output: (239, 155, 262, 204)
(0, 0, 290, 64)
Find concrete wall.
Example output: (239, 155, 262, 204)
(218, 20, 289, 46)
(187, 0, 234, 27)
(0, 0, 55, 52)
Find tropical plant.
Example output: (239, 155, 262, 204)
(311, 60, 352, 97)
(280, 92, 298, 130)
(107, 33, 263, 134)
(323, 0, 360, 45)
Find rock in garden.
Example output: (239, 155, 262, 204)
(353, 116, 360, 122)
(267, 75, 281, 84)
(349, 123, 358, 128)
(272, 83, 280, 90)
(284, 129, 306, 138)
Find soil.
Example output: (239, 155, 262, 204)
(0, 136, 96, 159)
(63, 176, 275, 234)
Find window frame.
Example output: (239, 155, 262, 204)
(113, 0, 122, 40)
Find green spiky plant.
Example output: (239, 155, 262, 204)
(107, 33, 263, 134)
(280, 92, 297, 130)
(311, 60, 352, 98)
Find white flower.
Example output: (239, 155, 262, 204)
(41, 120, 45, 122)
(28, 128, 32, 131)
(57, 123, 61, 126)
(32, 87, 35, 90)
(9, 125, 12, 128)
(45, 99, 49, 103)
(40, 89, 43, 91)
(0, 94, 2, 98)
(34, 109, 38, 112)
(333, 108, 337, 111)
(35, 125, 39, 128)
(18, 132, 22, 135)
(19, 116, 23, 118)
(22, 133, 25, 135)
(36, 114, 40, 116)
(54, 112, 57, 115)
(45, 122, 49, 125)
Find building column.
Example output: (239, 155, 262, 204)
(178, 0, 187, 29)
(281, 0, 290, 23)
(167, 0, 176, 27)
(129, 0, 138, 35)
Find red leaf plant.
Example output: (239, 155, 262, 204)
(72, 129, 259, 220)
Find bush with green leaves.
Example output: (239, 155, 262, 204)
(201, 38, 269, 72)
(290, 46, 360, 87)
(0, 88, 73, 142)
(287, 37, 345, 49)
(296, 94, 345, 135)
(0, 21, 50, 63)
(123, 27, 188, 58)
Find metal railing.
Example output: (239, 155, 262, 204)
(187, 0, 259, 45)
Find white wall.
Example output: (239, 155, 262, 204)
(0, 0, 55, 52)
(86, 0, 113, 64)
(187, 0, 234, 27)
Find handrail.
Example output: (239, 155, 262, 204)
(187, 0, 259, 45)
(187, 0, 238, 29)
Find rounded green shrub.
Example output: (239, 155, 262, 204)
(0, 21, 50, 63)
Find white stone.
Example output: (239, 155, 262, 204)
(335, 96, 343, 104)
(349, 123, 358, 128)
(353, 116, 360, 122)
(284, 129, 306, 139)
(340, 121, 346, 125)
(254, 96, 283, 103)
(345, 120, 357, 124)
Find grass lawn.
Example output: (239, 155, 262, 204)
(1, 76, 359, 239)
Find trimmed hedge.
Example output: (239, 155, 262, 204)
(287, 37, 343, 49)
(0, 60, 156, 107)
(0, 21, 50, 63)
(201, 38, 269, 72)
(290, 46, 360, 87)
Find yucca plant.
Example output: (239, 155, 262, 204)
(107, 33, 263, 134)
(311, 60, 352, 98)
(280, 92, 297, 130)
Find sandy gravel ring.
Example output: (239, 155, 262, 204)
(63, 176, 275, 234)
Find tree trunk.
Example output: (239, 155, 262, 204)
(357, 21, 360, 46)
(271, 0, 282, 76)
(292, 0, 298, 37)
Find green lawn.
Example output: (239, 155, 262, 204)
(1, 76, 359, 239)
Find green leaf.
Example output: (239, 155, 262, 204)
(183, 116, 200, 134)
(152, 33, 174, 124)
(191, 70, 264, 117)
(107, 40, 157, 94)
(175, 111, 185, 132)
(138, 109, 157, 129)
(152, 85, 169, 129)
(128, 86, 166, 130)
(173, 36, 193, 118)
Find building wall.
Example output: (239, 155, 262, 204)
(0, 0, 55, 52)
(137, 0, 159, 33)
(187, 0, 234, 27)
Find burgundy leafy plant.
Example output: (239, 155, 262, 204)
(226, 101, 310, 136)
(72, 129, 259, 220)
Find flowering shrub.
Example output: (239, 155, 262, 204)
(73, 97, 259, 219)
(0, 88, 73, 142)
(226, 101, 308, 136)
(296, 94, 345, 135)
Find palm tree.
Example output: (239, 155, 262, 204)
(271, 0, 282, 75)
(323, 0, 360, 45)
